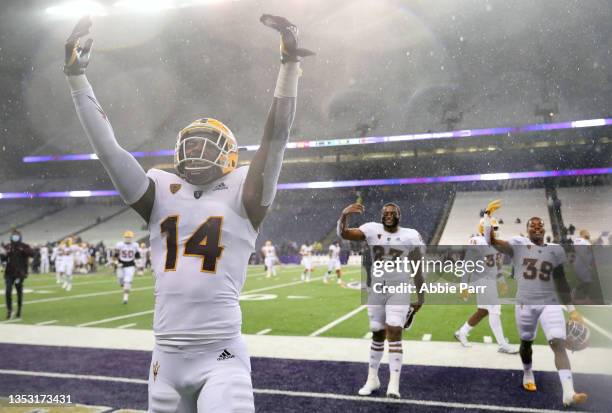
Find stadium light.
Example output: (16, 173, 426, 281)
(2, 167, 611, 200)
(22, 117, 612, 164)
(46, 1, 107, 17)
(113, 0, 175, 14)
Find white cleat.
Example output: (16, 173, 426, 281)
(498, 344, 519, 354)
(522, 370, 537, 392)
(454, 330, 471, 347)
(65, 284, 72, 292)
(358, 376, 380, 396)
(563, 392, 588, 407)
(386, 382, 401, 399)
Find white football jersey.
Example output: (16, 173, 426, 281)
(464, 235, 503, 283)
(116, 241, 140, 265)
(262, 245, 276, 258)
(40, 246, 49, 259)
(329, 244, 340, 260)
(359, 222, 425, 281)
(147, 166, 257, 347)
(509, 236, 567, 304)
(300, 244, 312, 256)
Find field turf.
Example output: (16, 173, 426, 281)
(2, 265, 611, 347)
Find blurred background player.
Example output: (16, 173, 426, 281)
(64, 13, 311, 412)
(261, 240, 278, 278)
(300, 241, 314, 282)
(324, 240, 344, 286)
(339, 202, 424, 399)
(115, 231, 140, 304)
(39, 243, 50, 274)
(62, 238, 78, 291)
(485, 202, 588, 407)
(137, 242, 148, 275)
(51, 242, 62, 283)
(455, 212, 517, 354)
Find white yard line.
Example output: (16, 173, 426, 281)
(30, 279, 117, 289)
(422, 334, 432, 341)
(309, 305, 367, 337)
(562, 307, 612, 341)
(77, 310, 154, 327)
(253, 388, 582, 413)
(0, 318, 22, 324)
(0, 369, 583, 413)
(241, 276, 324, 294)
(582, 316, 612, 341)
(0, 286, 154, 309)
(117, 323, 137, 329)
(256, 328, 272, 335)
(36, 320, 58, 326)
(483, 336, 493, 344)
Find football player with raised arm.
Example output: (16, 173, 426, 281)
(338, 202, 425, 399)
(454, 216, 517, 354)
(482, 201, 587, 407)
(64, 15, 312, 413)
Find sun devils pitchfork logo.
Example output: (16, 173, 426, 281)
(152, 361, 160, 382)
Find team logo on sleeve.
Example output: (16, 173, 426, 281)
(152, 361, 160, 381)
(194, 190, 203, 199)
(377, 234, 382, 239)
(170, 184, 181, 194)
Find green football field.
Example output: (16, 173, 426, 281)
(2, 265, 612, 347)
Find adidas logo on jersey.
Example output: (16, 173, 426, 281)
(212, 182, 228, 191)
(217, 349, 235, 361)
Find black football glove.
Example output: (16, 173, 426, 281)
(64, 16, 94, 76)
(404, 306, 416, 330)
(260, 14, 315, 64)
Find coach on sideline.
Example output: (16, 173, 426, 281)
(2, 230, 33, 319)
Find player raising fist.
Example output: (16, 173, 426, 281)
(483, 202, 588, 407)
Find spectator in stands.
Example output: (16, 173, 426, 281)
(568, 224, 576, 236)
(2, 230, 33, 319)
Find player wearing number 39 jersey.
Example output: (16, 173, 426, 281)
(65, 14, 313, 413)
(483, 200, 588, 408)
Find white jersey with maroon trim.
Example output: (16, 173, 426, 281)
(358, 222, 425, 282)
(508, 236, 567, 304)
(115, 241, 140, 267)
(147, 166, 257, 347)
(465, 235, 503, 283)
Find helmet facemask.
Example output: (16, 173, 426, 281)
(174, 120, 238, 186)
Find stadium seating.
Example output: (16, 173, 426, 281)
(557, 185, 612, 240)
(18, 202, 126, 244)
(0, 202, 63, 235)
(438, 189, 552, 245)
(77, 208, 148, 245)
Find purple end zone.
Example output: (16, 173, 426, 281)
(0, 344, 610, 412)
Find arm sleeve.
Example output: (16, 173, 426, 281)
(67, 75, 150, 205)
